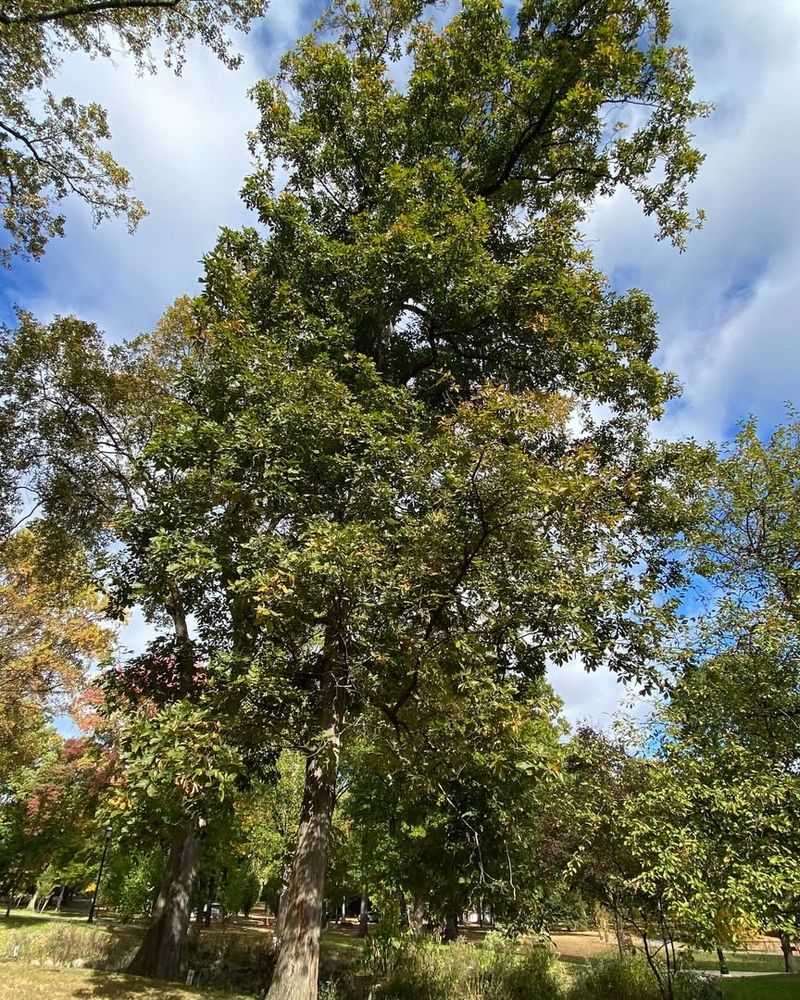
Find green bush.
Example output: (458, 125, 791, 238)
(568, 956, 722, 1000)
(569, 956, 662, 1000)
(339, 933, 565, 1000)
(187, 928, 275, 993)
(347, 945, 722, 1000)
(673, 971, 723, 1000)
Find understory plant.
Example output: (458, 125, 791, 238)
(569, 956, 721, 1000)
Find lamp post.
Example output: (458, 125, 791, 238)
(87, 826, 112, 924)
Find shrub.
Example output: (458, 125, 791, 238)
(568, 956, 722, 1000)
(186, 927, 275, 993)
(568, 956, 662, 1000)
(673, 971, 722, 1000)
(345, 934, 565, 1000)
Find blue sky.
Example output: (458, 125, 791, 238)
(4, 0, 799, 728)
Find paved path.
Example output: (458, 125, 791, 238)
(704, 970, 786, 979)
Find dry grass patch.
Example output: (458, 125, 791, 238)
(0, 964, 250, 1000)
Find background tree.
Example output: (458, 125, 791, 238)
(341, 681, 565, 940)
(0, 0, 268, 263)
(645, 412, 800, 971)
(0, 526, 114, 780)
(0, 306, 258, 978)
(0, 731, 115, 915)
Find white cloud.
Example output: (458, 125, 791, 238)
(585, 0, 800, 444)
(570, 0, 800, 723)
(1, 30, 269, 340)
(546, 657, 655, 735)
(118, 606, 158, 659)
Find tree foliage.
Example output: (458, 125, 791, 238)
(0, 0, 268, 263)
(0, 527, 113, 778)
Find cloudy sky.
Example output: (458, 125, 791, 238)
(3, 0, 798, 729)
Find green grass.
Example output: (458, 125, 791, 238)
(690, 951, 786, 975)
(320, 926, 364, 962)
(0, 964, 250, 999)
(720, 974, 800, 999)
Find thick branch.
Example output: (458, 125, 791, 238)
(0, 0, 181, 26)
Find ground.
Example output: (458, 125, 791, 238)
(1, 911, 797, 997)
(720, 976, 800, 1000)
(0, 965, 250, 1000)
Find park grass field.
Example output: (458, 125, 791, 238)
(692, 953, 787, 975)
(720, 975, 800, 999)
(0, 964, 251, 999)
(1, 912, 797, 998)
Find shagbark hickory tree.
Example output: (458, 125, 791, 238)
(186, 0, 706, 1000)
(133, 322, 702, 998)
(181, 3, 708, 994)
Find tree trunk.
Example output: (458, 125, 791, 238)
(3, 877, 16, 918)
(612, 900, 625, 958)
(441, 907, 459, 942)
(204, 875, 216, 928)
(266, 674, 343, 1000)
(407, 896, 425, 935)
(56, 884, 66, 913)
(128, 827, 200, 981)
(715, 946, 729, 975)
(357, 884, 368, 938)
(26, 891, 39, 911)
(780, 932, 794, 973)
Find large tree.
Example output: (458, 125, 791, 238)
(125, 308, 702, 997)
(192, 2, 708, 995)
(0, 0, 268, 264)
(1, 2, 711, 993)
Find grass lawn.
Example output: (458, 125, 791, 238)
(320, 925, 365, 963)
(720, 974, 800, 999)
(0, 964, 250, 1000)
(691, 952, 786, 975)
(0, 910, 90, 928)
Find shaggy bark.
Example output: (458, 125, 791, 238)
(407, 896, 426, 935)
(127, 827, 200, 981)
(266, 664, 345, 1000)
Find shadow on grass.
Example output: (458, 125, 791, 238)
(0, 914, 58, 930)
(73, 970, 216, 999)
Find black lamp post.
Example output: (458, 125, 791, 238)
(87, 825, 112, 924)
